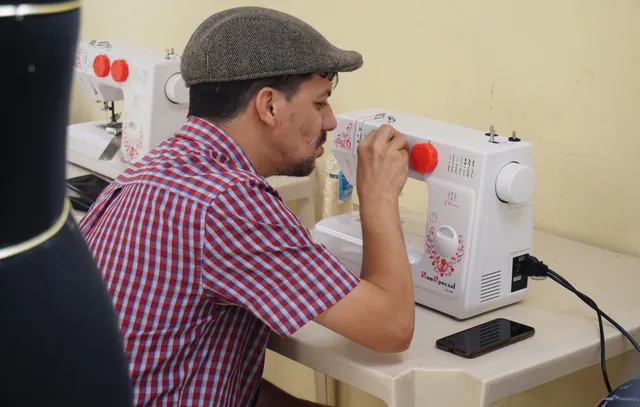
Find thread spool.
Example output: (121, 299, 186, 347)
(322, 155, 353, 218)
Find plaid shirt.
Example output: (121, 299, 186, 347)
(78, 116, 359, 407)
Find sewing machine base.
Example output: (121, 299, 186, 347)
(67, 120, 128, 180)
(312, 212, 529, 320)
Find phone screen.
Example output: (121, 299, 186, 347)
(435, 318, 534, 358)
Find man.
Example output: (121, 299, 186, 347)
(79, 6, 414, 407)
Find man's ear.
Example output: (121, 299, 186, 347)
(255, 87, 282, 128)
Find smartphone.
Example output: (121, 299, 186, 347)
(66, 174, 111, 212)
(435, 318, 535, 359)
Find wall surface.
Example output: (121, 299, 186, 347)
(70, 0, 640, 405)
(72, 0, 640, 259)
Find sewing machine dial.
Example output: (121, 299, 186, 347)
(93, 55, 110, 77)
(433, 225, 459, 258)
(495, 162, 536, 204)
(410, 143, 438, 173)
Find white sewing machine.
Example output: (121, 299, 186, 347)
(313, 109, 536, 319)
(67, 40, 189, 180)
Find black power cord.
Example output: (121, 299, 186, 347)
(547, 271, 611, 392)
(521, 255, 640, 394)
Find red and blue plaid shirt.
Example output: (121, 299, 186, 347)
(78, 116, 359, 406)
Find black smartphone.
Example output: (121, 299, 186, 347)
(65, 174, 111, 212)
(435, 318, 535, 359)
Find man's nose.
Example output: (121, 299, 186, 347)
(322, 107, 337, 131)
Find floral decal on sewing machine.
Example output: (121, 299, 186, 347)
(425, 226, 465, 278)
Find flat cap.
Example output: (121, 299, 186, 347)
(181, 6, 363, 86)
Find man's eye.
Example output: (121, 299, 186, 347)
(316, 102, 328, 108)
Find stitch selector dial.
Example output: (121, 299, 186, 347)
(93, 55, 110, 77)
(111, 59, 129, 82)
(410, 143, 438, 173)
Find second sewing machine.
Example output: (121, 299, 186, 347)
(67, 40, 189, 180)
(313, 110, 537, 319)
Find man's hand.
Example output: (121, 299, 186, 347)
(315, 124, 414, 353)
(356, 124, 409, 203)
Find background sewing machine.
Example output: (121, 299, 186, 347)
(313, 109, 536, 319)
(67, 40, 189, 180)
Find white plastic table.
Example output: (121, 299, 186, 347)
(267, 229, 640, 406)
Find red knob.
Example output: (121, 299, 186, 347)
(93, 55, 110, 77)
(111, 59, 129, 82)
(410, 143, 438, 173)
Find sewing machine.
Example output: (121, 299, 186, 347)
(66, 40, 189, 180)
(312, 109, 536, 319)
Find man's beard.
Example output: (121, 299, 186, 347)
(276, 132, 326, 177)
(277, 156, 317, 177)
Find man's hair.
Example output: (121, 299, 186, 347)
(187, 72, 338, 123)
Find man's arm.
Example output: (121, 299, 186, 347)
(315, 125, 414, 353)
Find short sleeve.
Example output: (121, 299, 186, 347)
(202, 179, 360, 337)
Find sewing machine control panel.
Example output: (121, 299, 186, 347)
(332, 109, 535, 204)
(91, 53, 130, 82)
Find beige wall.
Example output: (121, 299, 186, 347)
(71, 0, 640, 405)
(72, 0, 640, 258)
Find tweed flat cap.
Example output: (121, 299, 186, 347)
(181, 6, 363, 86)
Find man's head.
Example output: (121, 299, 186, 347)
(180, 7, 363, 177)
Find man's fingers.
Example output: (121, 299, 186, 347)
(379, 125, 408, 150)
(371, 124, 395, 143)
(389, 131, 409, 151)
(361, 125, 408, 152)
